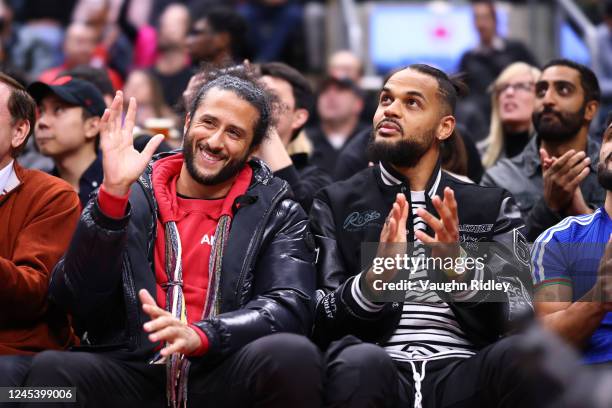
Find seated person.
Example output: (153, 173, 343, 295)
(0, 72, 80, 386)
(532, 112, 612, 365)
(22, 70, 321, 407)
(256, 62, 331, 210)
(482, 60, 604, 240)
(479, 62, 541, 168)
(306, 76, 367, 175)
(311, 64, 575, 407)
(28, 76, 107, 208)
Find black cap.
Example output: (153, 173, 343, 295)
(28, 76, 107, 117)
(319, 76, 363, 98)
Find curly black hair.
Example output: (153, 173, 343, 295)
(188, 65, 276, 148)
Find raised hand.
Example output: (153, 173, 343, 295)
(539, 148, 590, 214)
(100, 91, 164, 196)
(364, 194, 409, 290)
(139, 289, 202, 357)
(415, 187, 462, 277)
(415, 187, 459, 246)
(380, 193, 409, 245)
(542, 151, 593, 216)
(251, 127, 292, 172)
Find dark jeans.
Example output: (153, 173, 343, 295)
(0, 355, 31, 387)
(324, 329, 590, 408)
(0, 355, 32, 408)
(22, 333, 322, 408)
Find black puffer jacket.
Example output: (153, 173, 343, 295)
(49, 156, 317, 361)
(311, 162, 533, 349)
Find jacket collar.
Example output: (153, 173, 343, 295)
(377, 160, 442, 199)
(152, 153, 253, 223)
(523, 135, 600, 177)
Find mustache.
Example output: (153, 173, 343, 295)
(197, 142, 228, 160)
(375, 118, 404, 134)
(536, 106, 562, 120)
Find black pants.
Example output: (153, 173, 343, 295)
(22, 333, 322, 408)
(324, 329, 589, 408)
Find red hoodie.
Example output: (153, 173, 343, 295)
(98, 154, 252, 356)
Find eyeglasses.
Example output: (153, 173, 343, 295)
(491, 81, 534, 96)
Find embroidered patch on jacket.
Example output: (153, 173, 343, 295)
(343, 210, 382, 231)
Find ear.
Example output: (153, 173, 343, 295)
(183, 112, 191, 135)
(436, 115, 455, 141)
(291, 108, 309, 132)
(83, 116, 101, 141)
(584, 100, 599, 122)
(10, 119, 30, 150)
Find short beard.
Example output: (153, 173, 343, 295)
(183, 131, 250, 186)
(366, 129, 435, 168)
(533, 105, 586, 142)
(597, 155, 612, 191)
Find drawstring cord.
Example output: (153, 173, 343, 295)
(409, 360, 428, 408)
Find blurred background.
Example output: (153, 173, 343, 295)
(1, 0, 610, 148)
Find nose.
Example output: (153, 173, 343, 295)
(383, 99, 401, 118)
(540, 86, 556, 108)
(206, 129, 224, 150)
(36, 111, 50, 130)
(502, 85, 515, 98)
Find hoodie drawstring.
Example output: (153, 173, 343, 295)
(409, 360, 428, 408)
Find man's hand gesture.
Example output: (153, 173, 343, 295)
(139, 290, 202, 357)
(540, 149, 590, 214)
(100, 91, 164, 196)
(415, 187, 461, 261)
(364, 193, 409, 289)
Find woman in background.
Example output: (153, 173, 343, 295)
(479, 62, 541, 168)
(123, 69, 176, 127)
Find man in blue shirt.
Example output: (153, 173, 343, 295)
(532, 112, 612, 364)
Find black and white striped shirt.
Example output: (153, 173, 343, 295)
(352, 163, 477, 362)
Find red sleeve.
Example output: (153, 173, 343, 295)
(188, 324, 210, 356)
(98, 185, 129, 219)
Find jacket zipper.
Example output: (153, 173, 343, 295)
(234, 182, 288, 306)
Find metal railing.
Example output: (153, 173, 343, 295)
(556, 0, 599, 67)
(338, 0, 363, 59)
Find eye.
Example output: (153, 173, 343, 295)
(380, 94, 392, 105)
(535, 84, 547, 98)
(227, 128, 241, 138)
(202, 118, 215, 128)
(406, 98, 419, 107)
(54, 106, 64, 114)
(557, 84, 571, 96)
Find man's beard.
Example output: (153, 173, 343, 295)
(533, 105, 586, 142)
(183, 131, 249, 186)
(366, 128, 435, 168)
(598, 153, 612, 191)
